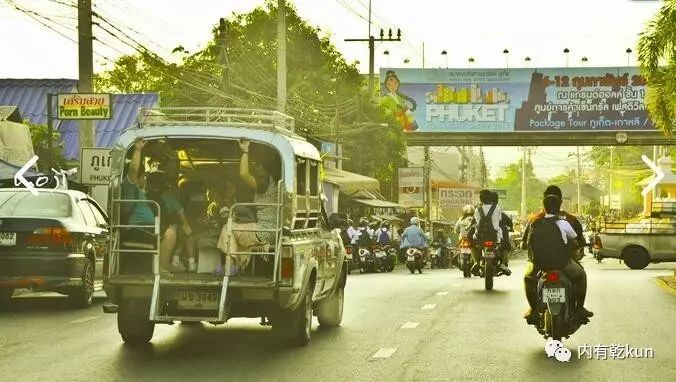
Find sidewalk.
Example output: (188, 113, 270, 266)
(656, 269, 676, 296)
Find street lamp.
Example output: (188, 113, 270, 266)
(581, 56, 588, 67)
(563, 48, 570, 67)
(403, 58, 410, 64)
(524, 56, 531, 68)
(441, 50, 448, 68)
(503, 49, 510, 68)
(626, 48, 633, 67)
(468, 57, 475, 67)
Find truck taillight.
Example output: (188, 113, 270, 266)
(280, 247, 294, 281)
(27, 227, 72, 248)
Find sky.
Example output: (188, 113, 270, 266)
(0, 0, 665, 180)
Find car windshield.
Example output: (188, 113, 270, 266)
(0, 191, 72, 218)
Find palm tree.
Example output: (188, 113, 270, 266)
(638, 0, 676, 136)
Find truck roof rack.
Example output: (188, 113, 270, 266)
(136, 107, 295, 134)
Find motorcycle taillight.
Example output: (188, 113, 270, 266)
(483, 241, 495, 248)
(546, 271, 560, 283)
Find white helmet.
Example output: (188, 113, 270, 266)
(410, 217, 420, 225)
(463, 205, 475, 215)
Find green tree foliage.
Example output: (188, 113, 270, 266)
(491, 159, 545, 213)
(638, 0, 676, 135)
(24, 121, 66, 171)
(94, 1, 406, 186)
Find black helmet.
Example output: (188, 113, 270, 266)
(359, 218, 368, 227)
(381, 221, 390, 229)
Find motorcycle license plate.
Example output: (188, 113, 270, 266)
(345, 253, 353, 260)
(542, 288, 566, 303)
(484, 252, 495, 259)
(407, 255, 415, 261)
(460, 248, 471, 254)
(173, 290, 219, 310)
(360, 256, 366, 261)
(375, 251, 386, 258)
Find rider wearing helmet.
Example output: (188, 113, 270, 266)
(356, 218, 372, 246)
(455, 205, 476, 240)
(374, 221, 392, 246)
(400, 217, 428, 250)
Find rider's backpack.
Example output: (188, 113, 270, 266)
(528, 216, 569, 271)
(378, 229, 390, 245)
(357, 227, 371, 246)
(476, 205, 498, 243)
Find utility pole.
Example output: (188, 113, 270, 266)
(577, 146, 582, 215)
(345, 28, 401, 100)
(479, 147, 487, 188)
(608, 146, 614, 209)
(78, 0, 94, 149)
(277, 0, 286, 113)
(521, 147, 528, 219)
(424, 147, 432, 230)
(219, 18, 230, 102)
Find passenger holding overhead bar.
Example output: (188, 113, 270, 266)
(121, 139, 178, 273)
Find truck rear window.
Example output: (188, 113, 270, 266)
(0, 191, 72, 217)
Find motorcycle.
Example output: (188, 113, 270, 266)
(459, 237, 473, 278)
(479, 240, 501, 290)
(430, 242, 449, 269)
(374, 245, 396, 272)
(534, 270, 588, 340)
(344, 245, 356, 274)
(358, 246, 377, 273)
(405, 247, 424, 274)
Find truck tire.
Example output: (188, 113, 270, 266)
(117, 301, 155, 346)
(0, 288, 14, 308)
(272, 285, 314, 346)
(68, 257, 95, 308)
(316, 286, 344, 327)
(623, 247, 650, 270)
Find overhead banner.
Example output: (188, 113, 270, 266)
(398, 167, 424, 208)
(379, 67, 652, 133)
(438, 188, 475, 209)
(57, 93, 112, 120)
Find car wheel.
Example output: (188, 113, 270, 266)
(0, 288, 14, 308)
(623, 247, 650, 270)
(272, 284, 314, 347)
(316, 286, 344, 327)
(118, 300, 155, 346)
(68, 256, 95, 308)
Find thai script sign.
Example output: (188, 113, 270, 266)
(57, 93, 112, 120)
(399, 167, 424, 208)
(438, 188, 475, 209)
(379, 67, 652, 133)
(80, 147, 112, 185)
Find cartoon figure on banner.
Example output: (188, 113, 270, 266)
(380, 70, 419, 132)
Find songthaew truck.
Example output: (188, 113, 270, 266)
(102, 108, 347, 346)
(593, 200, 676, 269)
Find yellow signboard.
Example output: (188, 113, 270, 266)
(57, 93, 112, 120)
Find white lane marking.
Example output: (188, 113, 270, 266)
(70, 316, 100, 324)
(372, 348, 397, 358)
(401, 322, 419, 329)
(435, 291, 449, 296)
(421, 304, 437, 310)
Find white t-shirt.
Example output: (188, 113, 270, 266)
(544, 214, 577, 244)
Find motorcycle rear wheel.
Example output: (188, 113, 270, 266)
(484, 262, 494, 290)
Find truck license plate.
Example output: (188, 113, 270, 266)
(0, 232, 16, 246)
(543, 288, 566, 303)
(175, 291, 219, 310)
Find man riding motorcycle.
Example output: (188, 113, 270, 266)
(473, 190, 511, 276)
(522, 188, 593, 323)
(400, 217, 429, 253)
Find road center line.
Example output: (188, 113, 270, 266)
(435, 291, 449, 296)
(70, 316, 100, 324)
(421, 304, 437, 310)
(401, 322, 420, 329)
(372, 348, 397, 358)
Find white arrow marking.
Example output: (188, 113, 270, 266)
(14, 155, 39, 195)
(435, 291, 449, 296)
(401, 322, 420, 329)
(641, 155, 665, 196)
(421, 304, 436, 310)
(372, 348, 397, 358)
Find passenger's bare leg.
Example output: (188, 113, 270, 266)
(160, 226, 177, 271)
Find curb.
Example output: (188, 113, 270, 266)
(656, 277, 676, 296)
